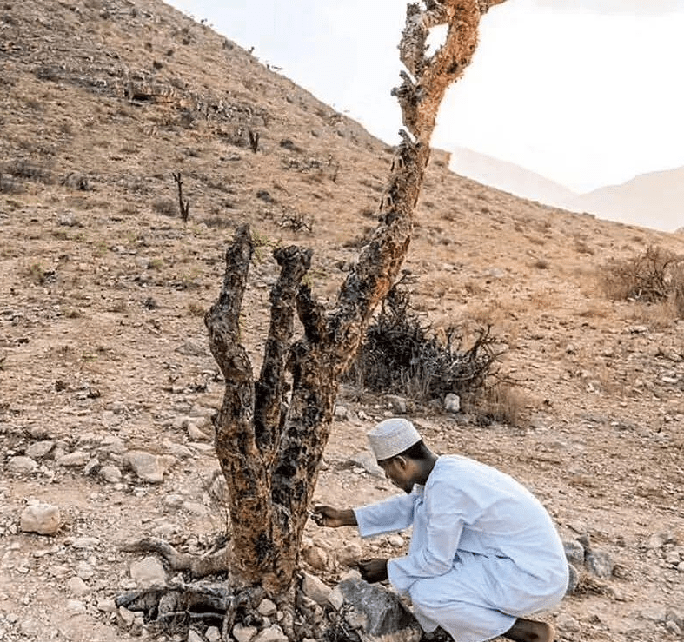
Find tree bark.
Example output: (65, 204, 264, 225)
(204, 0, 508, 599)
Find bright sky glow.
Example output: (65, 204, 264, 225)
(168, 0, 684, 194)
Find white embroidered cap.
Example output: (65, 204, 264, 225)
(367, 418, 422, 462)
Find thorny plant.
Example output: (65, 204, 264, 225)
(345, 273, 504, 402)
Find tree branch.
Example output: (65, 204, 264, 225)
(254, 245, 313, 459)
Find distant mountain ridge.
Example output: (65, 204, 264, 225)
(569, 166, 684, 232)
(448, 147, 578, 210)
(447, 147, 682, 233)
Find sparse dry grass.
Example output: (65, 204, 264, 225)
(628, 300, 679, 330)
(469, 381, 530, 427)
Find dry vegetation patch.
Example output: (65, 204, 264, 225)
(601, 245, 684, 322)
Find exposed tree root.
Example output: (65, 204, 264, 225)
(120, 537, 231, 578)
(115, 576, 301, 641)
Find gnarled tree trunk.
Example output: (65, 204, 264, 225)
(204, 0, 508, 601)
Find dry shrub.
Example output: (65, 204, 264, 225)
(2, 160, 53, 184)
(279, 207, 314, 234)
(0, 173, 24, 195)
(672, 262, 684, 319)
(628, 300, 678, 330)
(574, 240, 594, 255)
(469, 381, 529, 427)
(345, 276, 503, 403)
(152, 198, 177, 217)
(601, 245, 682, 304)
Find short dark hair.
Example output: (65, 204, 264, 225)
(378, 439, 429, 465)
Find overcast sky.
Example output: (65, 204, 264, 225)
(168, 0, 684, 194)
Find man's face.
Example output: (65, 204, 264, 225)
(379, 457, 414, 493)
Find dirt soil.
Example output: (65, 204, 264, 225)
(1, 0, 683, 640)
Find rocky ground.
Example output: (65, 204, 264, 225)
(1, 0, 684, 640)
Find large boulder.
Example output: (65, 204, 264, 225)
(335, 578, 418, 638)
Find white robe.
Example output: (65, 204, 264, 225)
(354, 456, 568, 641)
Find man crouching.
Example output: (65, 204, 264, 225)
(315, 418, 567, 642)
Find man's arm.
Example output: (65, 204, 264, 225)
(313, 505, 357, 527)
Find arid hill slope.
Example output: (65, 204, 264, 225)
(1, 0, 683, 641)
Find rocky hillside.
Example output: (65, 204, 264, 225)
(1, 0, 684, 641)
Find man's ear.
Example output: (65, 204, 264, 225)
(394, 454, 408, 470)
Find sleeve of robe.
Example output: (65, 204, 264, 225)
(353, 492, 417, 536)
(387, 468, 477, 594)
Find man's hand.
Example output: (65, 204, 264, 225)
(358, 558, 389, 583)
(312, 506, 357, 528)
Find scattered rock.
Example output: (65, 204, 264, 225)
(233, 623, 258, 642)
(386, 395, 408, 414)
(257, 598, 277, 617)
(586, 550, 613, 579)
(56, 451, 90, 467)
(70, 536, 100, 549)
(301, 571, 332, 606)
(129, 556, 167, 587)
(182, 500, 207, 515)
(97, 598, 117, 613)
(8, 456, 38, 475)
(302, 545, 329, 571)
(76, 561, 94, 580)
(254, 624, 286, 642)
(666, 620, 682, 636)
(100, 465, 123, 483)
(443, 393, 461, 413)
(99, 435, 127, 455)
(20, 503, 61, 535)
(66, 577, 89, 596)
(334, 405, 351, 421)
(25, 440, 55, 459)
(163, 493, 185, 509)
(117, 605, 135, 627)
(124, 450, 175, 483)
(640, 607, 666, 623)
(348, 451, 383, 477)
(188, 628, 203, 642)
(328, 586, 344, 611)
(84, 458, 100, 476)
(387, 534, 405, 548)
(563, 539, 585, 565)
(187, 421, 211, 441)
(337, 543, 363, 567)
(162, 440, 193, 459)
(205, 625, 221, 641)
(66, 599, 86, 615)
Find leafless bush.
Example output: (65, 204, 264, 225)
(248, 130, 260, 153)
(152, 198, 177, 217)
(0, 173, 24, 195)
(279, 207, 313, 234)
(2, 160, 53, 184)
(344, 275, 503, 403)
(601, 246, 683, 305)
(172, 172, 190, 222)
(670, 262, 684, 319)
